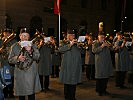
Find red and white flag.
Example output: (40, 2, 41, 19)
(54, 0, 61, 14)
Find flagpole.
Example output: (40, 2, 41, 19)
(59, 13, 61, 43)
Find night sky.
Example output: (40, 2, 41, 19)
(115, 0, 133, 32)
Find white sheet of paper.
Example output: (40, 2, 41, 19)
(78, 36, 86, 42)
(44, 37, 51, 43)
(20, 41, 32, 48)
(125, 42, 132, 47)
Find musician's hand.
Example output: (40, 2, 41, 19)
(40, 40, 44, 46)
(71, 39, 77, 45)
(0, 48, 3, 53)
(88, 41, 92, 45)
(18, 53, 26, 62)
(101, 42, 108, 48)
(121, 41, 126, 48)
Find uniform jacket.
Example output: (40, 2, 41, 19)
(128, 43, 133, 72)
(114, 40, 130, 71)
(38, 44, 53, 75)
(59, 42, 82, 85)
(85, 44, 95, 65)
(51, 45, 61, 66)
(0, 38, 17, 76)
(92, 41, 113, 78)
(8, 42, 41, 96)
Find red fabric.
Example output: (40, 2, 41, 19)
(54, 0, 61, 14)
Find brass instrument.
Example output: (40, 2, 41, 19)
(43, 36, 55, 49)
(104, 40, 112, 46)
(77, 41, 88, 49)
(0, 29, 3, 39)
(3, 32, 16, 45)
(31, 29, 44, 46)
(0, 32, 16, 58)
(0, 33, 3, 39)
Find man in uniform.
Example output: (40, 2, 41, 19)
(8, 28, 41, 100)
(114, 32, 129, 88)
(59, 29, 82, 100)
(0, 28, 17, 98)
(85, 35, 95, 80)
(38, 35, 54, 92)
(92, 32, 113, 96)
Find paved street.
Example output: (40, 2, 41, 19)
(6, 73, 133, 100)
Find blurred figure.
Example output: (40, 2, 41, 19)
(128, 34, 133, 85)
(108, 35, 115, 67)
(0, 68, 4, 100)
(51, 38, 61, 78)
(113, 32, 119, 43)
(114, 32, 129, 88)
(38, 36, 54, 92)
(108, 35, 113, 44)
(85, 35, 95, 80)
(92, 32, 113, 96)
(0, 29, 17, 98)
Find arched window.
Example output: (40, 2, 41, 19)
(79, 20, 87, 36)
(6, 14, 12, 29)
(30, 16, 43, 36)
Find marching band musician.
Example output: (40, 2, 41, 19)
(0, 34, 2, 68)
(128, 34, 133, 85)
(51, 37, 61, 78)
(8, 28, 41, 100)
(38, 35, 54, 92)
(0, 28, 17, 98)
(85, 35, 95, 80)
(114, 32, 129, 88)
(0, 34, 4, 100)
(92, 31, 113, 96)
(59, 29, 82, 100)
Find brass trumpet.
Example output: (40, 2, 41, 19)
(0, 32, 16, 51)
(0, 33, 3, 39)
(0, 32, 16, 59)
(31, 29, 44, 48)
(102, 40, 112, 47)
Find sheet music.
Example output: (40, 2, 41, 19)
(20, 41, 32, 48)
(125, 41, 132, 47)
(78, 36, 86, 42)
(44, 37, 51, 43)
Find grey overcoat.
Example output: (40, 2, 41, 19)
(92, 41, 113, 78)
(114, 40, 129, 71)
(59, 42, 82, 85)
(8, 43, 41, 96)
(38, 44, 53, 76)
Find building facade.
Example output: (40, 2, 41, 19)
(1, 0, 116, 39)
(0, 0, 6, 29)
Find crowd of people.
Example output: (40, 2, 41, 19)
(0, 28, 133, 100)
